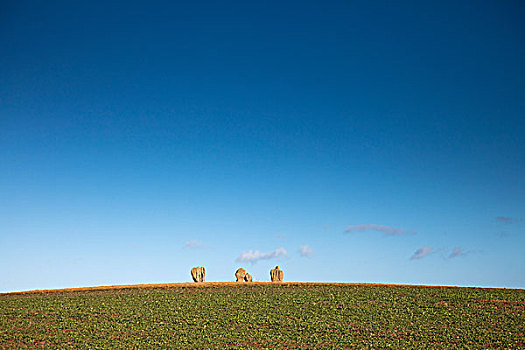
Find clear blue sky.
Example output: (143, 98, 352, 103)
(1, 0, 524, 292)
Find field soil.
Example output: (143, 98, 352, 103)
(1, 282, 524, 349)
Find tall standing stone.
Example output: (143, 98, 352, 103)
(270, 266, 283, 282)
(191, 266, 206, 283)
(235, 268, 246, 282)
(244, 273, 253, 282)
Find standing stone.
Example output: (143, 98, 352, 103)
(270, 266, 283, 282)
(235, 268, 246, 282)
(191, 266, 206, 283)
(244, 273, 253, 282)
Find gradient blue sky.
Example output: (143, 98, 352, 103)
(1, 1, 524, 292)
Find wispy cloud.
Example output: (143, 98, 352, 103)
(496, 216, 522, 224)
(276, 234, 287, 239)
(299, 245, 313, 258)
(236, 247, 287, 263)
(449, 247, 467, 259)
(410, 246, 433, 260)
(345, 224, 415, 236)
(184, 240, 204, 249)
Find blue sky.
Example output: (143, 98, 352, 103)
(1, 0, 524, 292)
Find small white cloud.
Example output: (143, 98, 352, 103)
(495, 216, 522, 224)
(410, 246, 432, 260)
(184, 240, 204, 249)
(449, 247, 466, 259)
(236, 247, 287, 263)
(345, 224, 415, 236)
(276, 234, 287, 239)
(299, 245, 313, 258)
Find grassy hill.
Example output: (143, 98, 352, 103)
(1, 283, 524, 349)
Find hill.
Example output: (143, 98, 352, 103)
(1, 283, 523, 348)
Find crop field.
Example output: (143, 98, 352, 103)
(1, 283, 524, 349)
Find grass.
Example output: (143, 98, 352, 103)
(1, 283, 524, 349)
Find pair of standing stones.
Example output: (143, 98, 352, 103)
(191, 265, 284, 283)
(235, 268, 253, 282)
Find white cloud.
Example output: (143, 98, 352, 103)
(410, 246, 432, 260)
(345, 224, 415, 236)
(236, 247, 287, 263)
(184, 240, 204, 249)
(496, 216, 522, 224)
(449, 247, 465, 258)
(299, 245, 313, 258)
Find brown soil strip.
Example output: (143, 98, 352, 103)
(2, 282, 522, 296)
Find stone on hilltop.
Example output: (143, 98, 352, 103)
(244, 273, 253, 282)
(191, 266, 206, 283)
(270, 266, 283, 282)
(235, 268, 246, 282)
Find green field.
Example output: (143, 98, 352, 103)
(1, 283, 524, 349)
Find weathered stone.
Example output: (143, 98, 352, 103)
(244, 273, 253, 282)
(270, 266, 283, 282)
(191, 266, 205, 283)
(235, 268, 246, 282)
